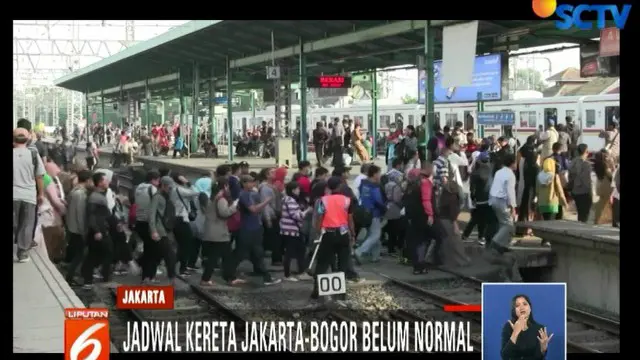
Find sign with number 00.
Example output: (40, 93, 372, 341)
(317, 272, 346, 296)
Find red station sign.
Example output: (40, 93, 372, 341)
(307, 75, 352, 89)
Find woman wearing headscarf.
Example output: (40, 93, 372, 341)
(593, 150, 615, 225)
(37, 161, 67, 262)
(516, 135, 539, 236)
(201, 177, 245, 287)
(280, 181, 312, 281)
(352, 122, 370, 162)
(536, 157, 568, 244)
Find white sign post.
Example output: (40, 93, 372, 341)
(266, 66, 281, 80)
(317, 272, 346, 297)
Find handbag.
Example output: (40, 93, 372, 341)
(215, 194, 241, 232)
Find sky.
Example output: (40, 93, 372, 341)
(13, 21, 582, 97)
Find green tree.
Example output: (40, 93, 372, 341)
(514, 68, 546, 92)
(402, 94, 418, 104)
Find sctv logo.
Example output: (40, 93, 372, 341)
(533, 0, 631, 30)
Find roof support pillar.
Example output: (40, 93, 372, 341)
(119, 84, 124, 127)
(191, 62, 200, 155)
(226, 56, 234, 161)
(178, 69, 185, 139)
(84, 90, 90, 141)
(424, 21, 436, 142)
(298, 37, 308, 162)
(145, 79, 150, 131)
(209, 67, 217, 146)
(371, 70, 378, 159)
(101, 90, 106, 129)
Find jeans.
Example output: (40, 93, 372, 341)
(312, 230, 352, 298)
(173, 220, 194, 274)
(201, 241, 235, 282)
(489, 197, 514, 249)
(355, 217, 383, 261)
(235, 228, 272, 282)
(462, 204, 492, 240)
(573, 193, 592, 223)
(282, 235, 307, 277)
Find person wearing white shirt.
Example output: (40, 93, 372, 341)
(611, 164, 620, 228)
(488, 153, 518, 250)
(353, 163, 371, 199)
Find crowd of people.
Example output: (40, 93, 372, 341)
(14, 113, 620, 296)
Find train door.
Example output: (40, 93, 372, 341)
(445, 113, 458, 129)
(320, 115, 327, 128)
(605, 105, 620, 129)
(544, 107, 558, 129)
(241, 117, 247, 135)
(463, 111, 474, 131)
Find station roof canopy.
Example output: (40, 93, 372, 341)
(54, 20, 602, 97)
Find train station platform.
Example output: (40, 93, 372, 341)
(13, 244, 85, 353)
(526, 221, 619, 317)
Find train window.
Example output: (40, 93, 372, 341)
(354, 116, 363, 126)
(566, 110, 576, 122)
(585, 109, 596, 128)
(445, 113, 458, 128)
(605, 106, 619, 128)
(519, 111, 537, 128)
(544, 108, 557, 129)
(380, 115, 391, 130)
(343, 115, 350, 121)
(394, 113, 404, 128)
(408, 115, 415, 127)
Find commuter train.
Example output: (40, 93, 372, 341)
(221, 94, 619, 151)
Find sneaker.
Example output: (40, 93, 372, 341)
(284, 276, 299, 282)
(297, 273, 313, 281)
(113, 270, 124, 276)
(156, 269, 163, 276)
(128, 261, 141, 276)
(477, 238, 486, 246)
(264, 278, 282, 286)
(180, 272, 191, 277)
(81, 284, 93, 290)
(187, 266, 200, 271)
(93, 273, 103, 280)
(17, 252, 30, 263)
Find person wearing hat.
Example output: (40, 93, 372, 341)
(312, 176, 358, 298)
(539, 119, 558, 159)
(13, 126, 47, 263)
(146, 176, 179, 284)
(565, 116, 581, 159)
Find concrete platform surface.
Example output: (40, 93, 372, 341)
(13, 244, 86, 353)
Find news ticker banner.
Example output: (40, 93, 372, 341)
(64, 283, 567, 358)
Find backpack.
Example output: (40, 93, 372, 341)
(384, 180, 403, 207)
(353, 186, 373, 229)
(29, 148, 38, 176)
(379, 174, 391, 202)
(156, 193, 177, 231)
(403, 180, 428, 224)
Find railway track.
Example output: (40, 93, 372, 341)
(389, 267, 620, 353)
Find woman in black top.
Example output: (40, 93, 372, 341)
(501, 294, 553, 360)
